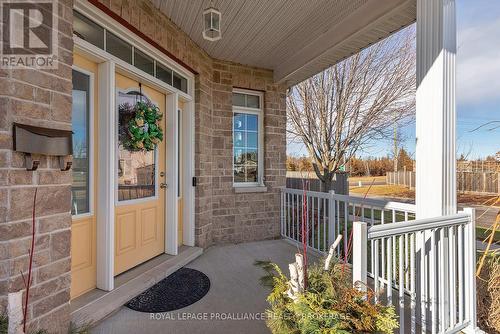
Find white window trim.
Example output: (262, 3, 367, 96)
(73, 0, 194, 98)
(232, 88, 264, 188)
(71, 65, 95, 219)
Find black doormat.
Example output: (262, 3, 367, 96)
(125, 268, 210, 313)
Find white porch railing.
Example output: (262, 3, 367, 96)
(279, 187, 480, 334)
(280, 187, 416, 260)
(353, 210, 479, 334)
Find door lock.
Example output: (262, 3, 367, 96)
(160, 183, 168, 189)
(160, 172, 165, 177)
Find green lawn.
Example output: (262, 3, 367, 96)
(476, 226, 500, 244)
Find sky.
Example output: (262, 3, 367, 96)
(288, 0, 500, 160)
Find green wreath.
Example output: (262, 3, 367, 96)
(120, 100, 163, 151)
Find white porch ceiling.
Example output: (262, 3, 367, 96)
(152, 0, 416, 86)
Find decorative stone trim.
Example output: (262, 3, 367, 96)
(234, 186, 268, 193)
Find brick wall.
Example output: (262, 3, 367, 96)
(211, 61, 287, 243)
(0, 0, 286, 331)
(0, 0, 74, 332)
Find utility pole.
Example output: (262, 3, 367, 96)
(393, 118, 399, 172)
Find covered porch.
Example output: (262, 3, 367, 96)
(82, 0, 474, 332)
(90, 239, 303, 334)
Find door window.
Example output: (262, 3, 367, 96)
(117, 91, 157, 202)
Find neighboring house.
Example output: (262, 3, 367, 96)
(0, 0, 480, 333)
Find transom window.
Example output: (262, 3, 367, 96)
(73, 10, 188, 93)
(233, 89, 263, 186)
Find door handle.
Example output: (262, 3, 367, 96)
(160, 183, 168, 189)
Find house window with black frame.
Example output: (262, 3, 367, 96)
(232, 89, 264, 186)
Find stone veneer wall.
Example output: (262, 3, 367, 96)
(211, 61, 287, 243)
(0, 0, 75, 332)
(0, 0, 286, 332)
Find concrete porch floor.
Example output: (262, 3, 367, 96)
(91, 239, 307, 334)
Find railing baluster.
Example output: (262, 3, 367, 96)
(410, 232, 416, 334)
(313, 197, 326, 251)
(387, 235, 392, 305)
(311, 196, 314, 248)
(344, 201, 348, 259)
(405, 211, 409, 289)
(449, 225, 456, 328)
(399, 234, 405, 334)
(280, 190, 284, 236)
(290, 194, 296, 240)
(439, 227, 445, 332)
(430, 229, 436, 334)
(371, 207, 375, 274)
(336, 200, 340, 257)
(296, 193, 299, 241)
(464, 214, 471, 323)
(392, 209, 396, 284)
(322, 197, 325, 251)
(381, 210, 386, 290)
(420, 230, 427, 334)
(458, 224, 464, 324)
(374, 238, 379, 303)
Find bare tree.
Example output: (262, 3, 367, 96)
(287, 27, 416, 191)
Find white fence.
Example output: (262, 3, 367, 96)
(280, 187, 479, 334)
(387, 170, 500, 194)
(387, 170, 415, 188)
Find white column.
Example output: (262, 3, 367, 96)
(415, 2, 456, 331)
(165, 93, 179, 255)
(182, 99, 196, 247)
(96, 61, 115, 291)
(415, 0, 457, 219)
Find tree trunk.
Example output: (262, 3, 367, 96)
(312, 163, 335, 193)
(321, 177, 332, 193)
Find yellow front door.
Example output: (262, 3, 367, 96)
(114, 73, 166, 275)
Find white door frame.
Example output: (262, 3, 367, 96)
(73, 1, 196, 291)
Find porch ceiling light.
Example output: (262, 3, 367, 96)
(203, 5, 221, 42)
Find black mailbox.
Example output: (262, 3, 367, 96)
(13, 123, 73, 171)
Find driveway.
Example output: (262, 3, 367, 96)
(91, 240, 310, 334)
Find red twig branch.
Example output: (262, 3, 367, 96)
(23, 187, 37, 333)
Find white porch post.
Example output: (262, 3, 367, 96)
(416, 2, 482, 332)
(415, 1, 456, 331)
(416, 0, 457, 219)
(96, 60, 115, 291)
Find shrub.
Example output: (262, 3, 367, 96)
(477, 252, 500, 333)
(256, 259, 398, 333)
